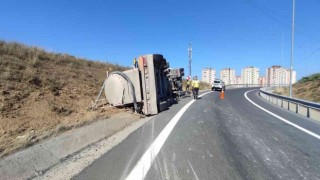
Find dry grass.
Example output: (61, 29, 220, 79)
(182, 79, 211, 90)
(0, 41, 128, 157)
(273, 73, 320, 103)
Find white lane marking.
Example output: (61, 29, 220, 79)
(126, 91, 212, 180)
(187, 160, 200, 180)
(244, 89, 320, 140)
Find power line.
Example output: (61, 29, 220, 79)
(243, 0, 319, 41)
(243, 0, 292, 28)
(300, 46, 320, 62)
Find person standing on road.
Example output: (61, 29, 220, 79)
(186, 79, 190, 92)
(191, 76, 200, 98)
(132, 58, 138, 68)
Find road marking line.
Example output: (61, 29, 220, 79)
(244, 89, 320, 140)
(125, 91, 212, 180)
(187, 160, 200, 180)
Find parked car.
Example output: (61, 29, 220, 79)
(212, 80, 225, 91)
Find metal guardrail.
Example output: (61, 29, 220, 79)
(214, 84, 320, 121)
(225, 84, 290, 89)
(260, 87, 320, 121)
(225, 84, 260, 90)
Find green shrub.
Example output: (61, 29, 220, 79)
(299, 73, 320, 83)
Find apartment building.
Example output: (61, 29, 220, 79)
(266, 66, 297, 86)
(241, 66, 260, 85)
(202, 68, 216, 84)
(220, 68, 236, 85)
(285, 69, 297, 85)
(235, 76, 242, 85)
(259, 76, 267, 86)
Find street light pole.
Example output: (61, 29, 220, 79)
(289, 0, 295, 97)
(188, 42, 192, 78)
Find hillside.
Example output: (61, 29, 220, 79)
(182, 79, 211, 90)
(273, 73, 320, 103)
(0, 41, 128, 157)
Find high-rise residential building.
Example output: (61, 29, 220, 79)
(220, 68, 236, 85)
(289, 70, 297, 84)
(266, 66, 297, 86)
(284, 69, 296, 85)
(241, 66, 260, 85)
(202, 68, 216, 84)
(235, 76, 242, 85)
(259, 76, 267, 86)
(266, 66, 281, 85)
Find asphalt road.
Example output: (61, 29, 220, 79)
(73, 88, 320, 180)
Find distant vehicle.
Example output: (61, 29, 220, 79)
(212, 80, 225, 91)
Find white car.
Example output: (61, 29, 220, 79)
(212, 80, 225, 91)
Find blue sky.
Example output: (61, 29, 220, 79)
(1, 0, 320, 80)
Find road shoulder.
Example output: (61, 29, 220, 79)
(0, 112, 150, 180)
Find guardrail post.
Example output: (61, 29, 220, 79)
(260, 87, 320, 121)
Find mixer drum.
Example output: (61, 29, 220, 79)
(104, 69, 142, 106)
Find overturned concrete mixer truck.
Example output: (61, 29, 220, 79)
(94, 54, 185, 116)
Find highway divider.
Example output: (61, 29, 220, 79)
(260, 87, 320, 121)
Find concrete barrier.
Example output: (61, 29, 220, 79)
(260, 88, 320, 121)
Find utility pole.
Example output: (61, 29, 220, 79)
(289, 0, 295, 97)
(188, 42, 192, 78)
(281, 33, 284, 66)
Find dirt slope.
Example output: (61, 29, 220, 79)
(0, 41, 128, 158)
(273, 73, 320, 103)
(182, 79, 211, 91)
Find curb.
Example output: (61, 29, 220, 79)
(0, 112, 141, 180)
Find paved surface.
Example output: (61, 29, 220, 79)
(0, 112, 140, 180)
(74, 88, 320, 180)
